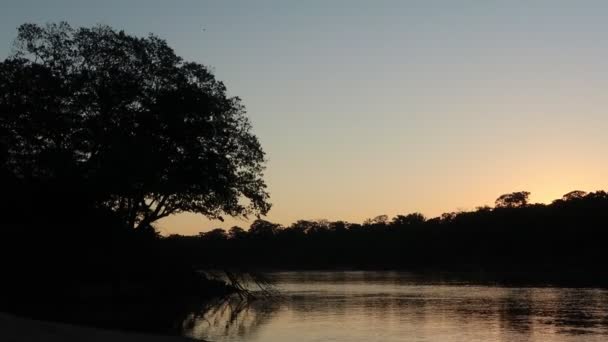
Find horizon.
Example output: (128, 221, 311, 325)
(2, 1, 608, 235)
(163, 188, 607, 234)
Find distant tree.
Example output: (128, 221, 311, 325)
(249, 219, 282, 237)
(307, 219, 332, 234)
(328, 220, 348, 232)
(290, 220, 318, 234)
(586, 190, 608, 200)
(440, 212, 458, 222)
(495, 191, 531, 208)
(391, 213, 426, 226)
(228, 226, 247, 240)
(0, 22, 270, 230)
(364, 215, 389, 226)
(562, 190, 587, 201)
(201, 228, 227, 241)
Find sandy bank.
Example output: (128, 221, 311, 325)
(0, 312, 199, 342)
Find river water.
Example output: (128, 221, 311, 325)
(182, 271, 608, 342)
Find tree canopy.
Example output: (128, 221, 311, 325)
(0, 22, 270, 230)
(171, 190, 608, 272)
(494, 191, 530, 208)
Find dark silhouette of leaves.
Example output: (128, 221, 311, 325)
(0, 22, 271, 230)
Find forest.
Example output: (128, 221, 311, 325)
(167, 190, 608, 276)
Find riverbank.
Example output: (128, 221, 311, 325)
(0, 312, 199, 342)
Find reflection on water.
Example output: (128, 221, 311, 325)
(183, 272, 608, 342)
(182, 296, 281, 340)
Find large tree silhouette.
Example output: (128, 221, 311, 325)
(0, 22, 270, 230)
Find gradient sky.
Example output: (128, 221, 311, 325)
(2, 1, 608, 235)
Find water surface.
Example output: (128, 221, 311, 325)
(183, 271, 608, 342)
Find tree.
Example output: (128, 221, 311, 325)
(562, 190, 587, 201)
(364, 215, 389, 226)
(0, 22, 270, 230)
(228, 226, 247, 240)
(289, 220, 319, 234)
(391, 213, 426, 227)
(248, 219, 282, 237)
(328, 220, 348, 232)
(200, 228, 228, 241)
(495, 191, 530, 208)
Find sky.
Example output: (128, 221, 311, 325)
(2, 1, 608, 235)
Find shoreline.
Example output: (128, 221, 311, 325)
(0, 312, 199, 342)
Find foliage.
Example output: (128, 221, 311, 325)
(170, 190, 608, 271)
(0, 22, 270, 230)
(494, 191, 530, 208)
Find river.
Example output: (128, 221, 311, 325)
(180, 271, 608, 342)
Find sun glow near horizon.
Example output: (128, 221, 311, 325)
(159, 127, 608, 235)
(158, 184, 607, 236)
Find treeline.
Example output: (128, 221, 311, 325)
(166, 190, 608, 271)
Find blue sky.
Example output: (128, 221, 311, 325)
(2, 1, 608, 234)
